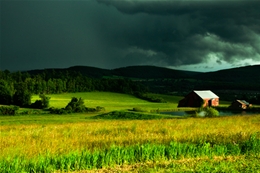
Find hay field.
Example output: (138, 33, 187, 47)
(1, 92, 260, 172)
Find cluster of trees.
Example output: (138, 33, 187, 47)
(0, 70, 147, 107)
(31, 94, 51, 109)
(0, 97, 103, 115)
(49, 97, 104, 114)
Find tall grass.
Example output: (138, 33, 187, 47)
(1, 116, 260, 159)
(1, 135, 259, 172)
(88, 155, 260, 173)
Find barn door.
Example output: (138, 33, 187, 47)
(209, 99, 212, 107)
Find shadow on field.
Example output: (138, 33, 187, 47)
(88, 111, 186, 120)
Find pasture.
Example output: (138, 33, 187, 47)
(32, 92, 184, 111)
(1, 92, 260, 172)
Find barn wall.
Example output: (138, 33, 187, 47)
(178, 92, 219, 108)
(178, 92, 203, 107)
(202, 98, 219, 107)
(211, 98, 219, 106)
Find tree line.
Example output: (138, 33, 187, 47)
(0, 69, 148, 107)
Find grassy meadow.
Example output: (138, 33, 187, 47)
(32, 92, 183, 111)
(1, 92, 260, 172)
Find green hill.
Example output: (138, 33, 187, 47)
(32, 92, 180, 111)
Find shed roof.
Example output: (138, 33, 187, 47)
(237, 100, 250, 105)
(194, 90, 219, 99)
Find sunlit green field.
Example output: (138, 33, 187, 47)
(32, 92, 184, 111)
(1, 92, 259, 172)
(31, 91, 230, 111)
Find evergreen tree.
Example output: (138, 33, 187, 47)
(13, 82, 32, 107)
(0, 80, 13, 105)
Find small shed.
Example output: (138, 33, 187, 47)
(229, 100, 252, 109)
(178, 90, 219, 107)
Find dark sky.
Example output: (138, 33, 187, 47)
(1, 0, 260, 72)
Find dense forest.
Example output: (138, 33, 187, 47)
(0, 69, 148, 107)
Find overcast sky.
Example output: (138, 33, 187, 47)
(1, 0, 260, 72)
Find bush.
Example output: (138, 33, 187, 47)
(19, 109, 42, 115)
(49, 107, 69, 114)
(133, 107, 147, 112)
(48, 98, 104, 114)
(196, 107, 219, 117)
(205, 107, 219, 117)
(65, 97, 86, 113)
(0, 105, 19, 115)
(39, 94, 50, 108)
(96, 106, 105, 112)
(31, 100, 43, 109)
(47, 98, 105, 115)
(31, 94, 51, 109)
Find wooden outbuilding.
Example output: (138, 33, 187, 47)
(229, 100, 252, 109)
(178, 90, 219, 107)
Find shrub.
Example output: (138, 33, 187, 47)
(31, 94, 51, 109)
(47, 98, 105, 115)
(204, 107, 219, 117)
(19, 109, 42, 115)
(49, 107, 69, 114)
(0, 105, 19, 115)
(196, 107, 219, 117)
(48, 98, 103, 114)
(31, 100, 43, 109)
(65, 97, 86, 113)
(133, 107, 147, 112)
(39, 94, 50, 108)
(96, 106, 105, 112)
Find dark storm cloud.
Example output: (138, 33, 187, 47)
(97, 0, 245, 15)
(97, 0, 260, 67)
(1, 0, 260, 71)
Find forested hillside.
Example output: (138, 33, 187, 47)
(1, 65, 260, 107)
(0, 69, 147, 107)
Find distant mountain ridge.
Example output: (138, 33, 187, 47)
(197, 64, 260, 83)
(26, 65, 203, 79)
(25, 64, 260, 81)
(113, 66, 202, 79)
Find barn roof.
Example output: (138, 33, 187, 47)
(194, 90, 219, 99)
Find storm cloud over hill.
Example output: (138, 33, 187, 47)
(97, 0, 260, 66)
(1, 0, 260, 71)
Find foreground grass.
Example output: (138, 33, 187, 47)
(1, 115, 260, 157)
(74, 155, 260, 173)
(1, 115, 260, 172)
(1, 137, 260, 172)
